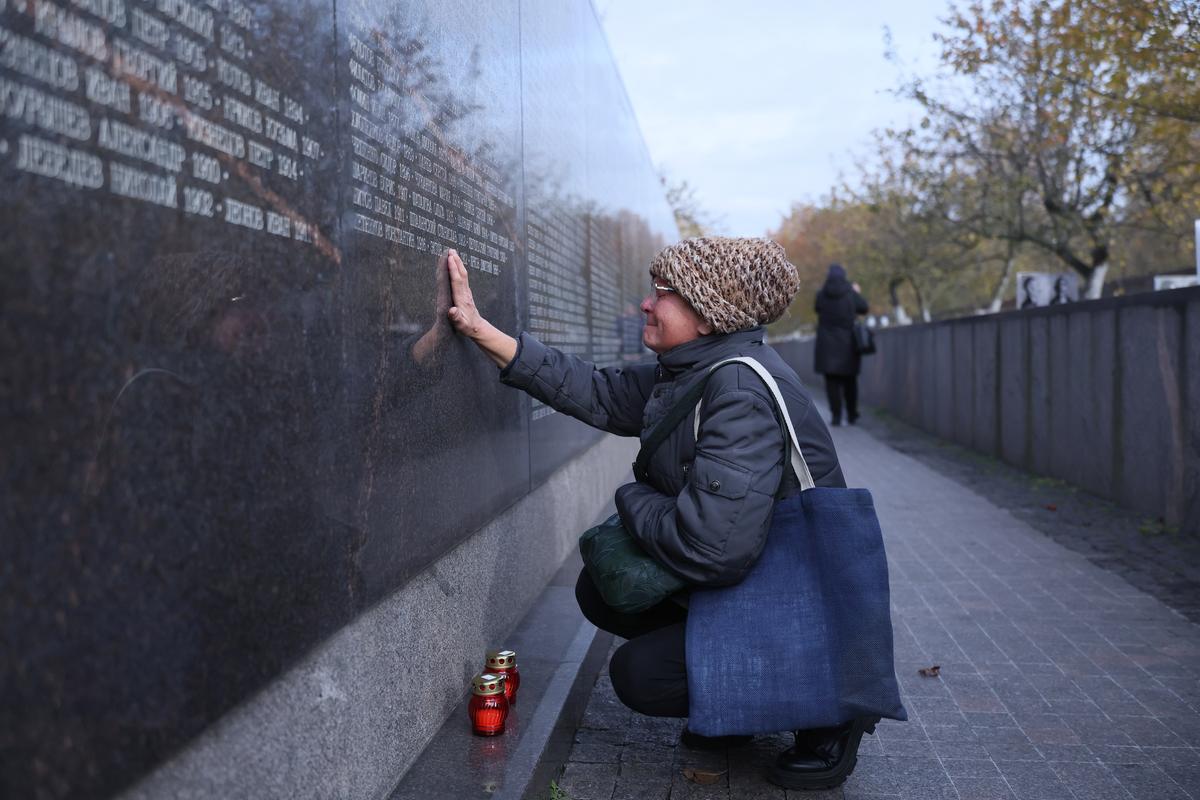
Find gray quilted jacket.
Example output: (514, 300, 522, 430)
(500, 327, 846, 586)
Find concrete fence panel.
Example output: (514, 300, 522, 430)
(903, 327, 922, 423)
(933, 322, 956, 441)
(1028, 315, 1054, 478)
(952, 323, 974, 447)
(1186, 298, 1200, 529)
(1119, 304, 1187, 521)
(1048, 313, 1076, 485)
(998, 317, 1029, 469)
(1073, 309, 1116, 500)
(972, 319, 1000, 457)
(920, 324, 939, 433)
(777, 286, 1200, 535)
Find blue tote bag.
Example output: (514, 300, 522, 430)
(684, 357, 907, 736)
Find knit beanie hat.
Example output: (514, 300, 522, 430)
(649, 237, 800, 333)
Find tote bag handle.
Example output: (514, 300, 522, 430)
(693, 357, 816, 492)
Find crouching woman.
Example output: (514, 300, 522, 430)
(444, 237, 904, 789)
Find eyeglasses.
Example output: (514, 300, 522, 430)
(651, 280, 677, 298)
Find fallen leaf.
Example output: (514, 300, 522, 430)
(918, 665, 942, 677)
(1043, 504, 1057, 511)
(681, 768, 726, 785)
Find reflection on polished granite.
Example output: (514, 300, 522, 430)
(0, 0, 674, 796)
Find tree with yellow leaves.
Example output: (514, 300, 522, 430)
(900, 0, 1200, 297)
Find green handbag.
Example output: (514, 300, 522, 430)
(578, 374, 714, 614)
(579, 513, 686, 614)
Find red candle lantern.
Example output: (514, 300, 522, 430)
(485, 649, 520, 706)
(468, 673, 509, 736)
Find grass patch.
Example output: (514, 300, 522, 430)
(1030, 475, 1071, 491)
(1138, 518, 1180, 536)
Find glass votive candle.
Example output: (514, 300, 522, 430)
(468, 673, 509, 736)
(485, 649, 520, 706)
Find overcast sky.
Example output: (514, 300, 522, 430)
(595, 0, 952, 237)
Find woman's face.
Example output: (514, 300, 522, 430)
(640, 276, 713, 354)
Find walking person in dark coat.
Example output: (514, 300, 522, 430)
(814, 264, 868, 426)
(443, 238, 891, 789)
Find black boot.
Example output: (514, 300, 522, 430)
(767, 717, 878, 790)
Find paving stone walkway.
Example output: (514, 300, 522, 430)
(854, 410, 1200, 624)
(554, 409, 1200, 800)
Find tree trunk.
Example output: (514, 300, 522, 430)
(911, 279, 931, 322)
(1083, 264, 1108, 299)
(888, 275, 932, 323)
(988, 244, 1016, 313)
(888, 278, 912, 325)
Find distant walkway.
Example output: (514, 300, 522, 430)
(556, 407, 1200, 799)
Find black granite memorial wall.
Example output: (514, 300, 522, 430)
(0, 0, 675, 794)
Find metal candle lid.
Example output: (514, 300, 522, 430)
(472, 673, 505, 696)
(485, 649, 516, 670)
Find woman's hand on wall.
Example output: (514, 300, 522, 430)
(446, 249, 484, 337)
(445, 249, 518, 368)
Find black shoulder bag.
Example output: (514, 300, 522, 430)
(852, 321, 875, 355)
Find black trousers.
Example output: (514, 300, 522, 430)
(824, 374, 859, 423)
(575, 568, 689, 717)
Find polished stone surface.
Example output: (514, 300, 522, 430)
(521, 0, 668, 483)
(119, 435, 637, 800)
(0, 0, 673, 795)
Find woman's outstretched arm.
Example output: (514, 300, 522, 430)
(444, 248, 652, 435)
